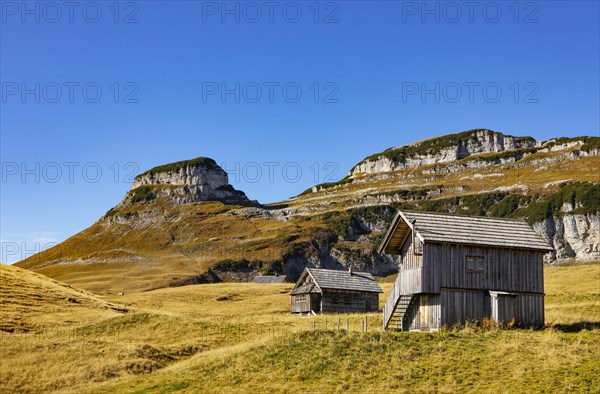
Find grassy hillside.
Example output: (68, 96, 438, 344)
(0, 264, 125, 333)
(1, 263, 598, 393)
(15, 131, 600, 293)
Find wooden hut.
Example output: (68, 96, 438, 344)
(290, 268, 383, 314)
(379, 211, 553, 331)
(252, 274, 286, 284)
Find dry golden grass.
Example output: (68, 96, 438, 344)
(15, 143, 599, 294)
(1, 263, 599, 393)
(0, 264, 123, 333)
(544, 263, 600, 325)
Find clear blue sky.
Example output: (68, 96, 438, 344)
(1, 1, 599, 263)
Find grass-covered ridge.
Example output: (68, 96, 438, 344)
(543, 136, 600, 152)
(462, 147, 538, 163)
(2, 262, 598, 393)
(129, 185, 156, 203)
(408, 182, 600, 224)
(299, 175, 354, 196)
(353, 129, 510, 169)
(127, 329, 599, 393)
(16, 128, 600, 292)
(351, 131, 599, 174)
(27, 263, 594, 394)
(513, 182, 600, 223)
(135, 157, 219, 180)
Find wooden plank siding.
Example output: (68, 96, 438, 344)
(381, 211, 550, 331)
(440, 289, 491, 326)
(405, 294, 442, 331)
(399, 232, 423, 270)
(321, 289, 379, 313)
(491, 293, 544, 327)
(427, 243, 544, 294)
(397, 233, 426, 295)
(396, 242, 545, 329)
(290, 294, 312, 313)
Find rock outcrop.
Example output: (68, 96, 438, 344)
(535, 214, 600, 262)
(119, 157, 254, 207)
(16, 130, 599, 292)
(352, 129, 538, 175)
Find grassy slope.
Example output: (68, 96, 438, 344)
(14, 136, 600, 294)
(0, 264, 123, 333)
(1, 264, 598, 393)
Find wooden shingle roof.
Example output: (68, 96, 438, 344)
(289, 283, 319, 295)
(379, 211, 553, 254)
(291, 268, 383, 294)
(252, 275, 286, 284)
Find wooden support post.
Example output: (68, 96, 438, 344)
(346, 319, 349, 331)
(365, 316, 368, 332)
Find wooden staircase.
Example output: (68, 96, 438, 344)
(383, 274, 416, 331)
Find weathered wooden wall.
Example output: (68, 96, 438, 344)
(439, 289, 490, 326)
(397, 234, 426, 294)
(425, 243, 545, 294)
(396, 240, 545, 329)
(405, 294, 442, 331)
(399, 232, 423, 270)
(290, 293, 323, 313)
(290, 294, 311, 313)
(410, 290, 545, 328)
(491, 293, 544, 327)
(290, 294, 307, 313)
(321, 289, 379, 313)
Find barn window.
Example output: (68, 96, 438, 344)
(466, 256, 484, 273)
(344, 297, 351, 305)
(295, 295, 307, 303)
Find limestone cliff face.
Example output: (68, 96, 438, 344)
(119, 157, 253, 207)
(132, 162, 228, 190)
(18, 130, 599, 292)
(534, 214, 600, 262)
(352, 129, 537, 175)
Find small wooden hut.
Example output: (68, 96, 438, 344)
(252, 274, 286, 284)
(290, 268, 383, 314)
(379, 211, 553, 331)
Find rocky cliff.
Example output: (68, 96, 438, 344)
(119, 157, 254, 207)
(535, 214, 600, 262)
(16, 129, 600, 292)
(352, 129, 538, 175)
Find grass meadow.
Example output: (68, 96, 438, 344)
(0, 263, 598, 393)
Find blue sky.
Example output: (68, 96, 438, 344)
(1, 1, 599, 263)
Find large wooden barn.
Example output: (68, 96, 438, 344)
(290, 268, 383, 314)
(379, 211, 553, 331)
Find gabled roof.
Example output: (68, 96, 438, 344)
(289, 283, 319, 295)
(252, 275, 286, 284)
(378, 211, 553, 254)
(290, 268, 383, 294)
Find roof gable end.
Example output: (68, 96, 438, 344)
(379, 211, 553, 254)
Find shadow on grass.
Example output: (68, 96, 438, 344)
(551, 321, 600, 333)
